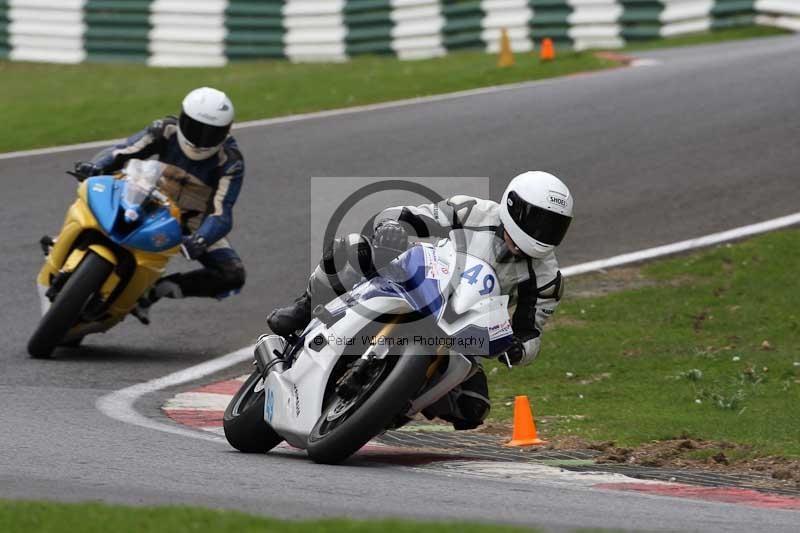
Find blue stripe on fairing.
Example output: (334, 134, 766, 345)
(392, 246, 444, 317)
(321, 244, 511, 356)
(334, 246, 445, 318)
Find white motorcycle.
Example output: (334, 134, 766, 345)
(223, 239, 514, 464)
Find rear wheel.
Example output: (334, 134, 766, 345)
(307, 351, 432, 464)
(223, 370, 283, 453)
(28, 252, 113, 359)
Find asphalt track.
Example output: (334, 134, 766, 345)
(1, 35, 799, 531)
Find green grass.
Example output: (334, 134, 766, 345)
(621, 25, 789, 52)
(0, 25, 788, 153)
(487, 229, 800, 457)
(0, 500, 536, 533)
(0, 50, 615, 153)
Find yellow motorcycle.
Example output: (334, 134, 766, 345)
(29, 160, 183, 358)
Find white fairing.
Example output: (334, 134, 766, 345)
(262, 294, 410, 448)
(426, 240, 512, 344)
(262, 240, 512, 449)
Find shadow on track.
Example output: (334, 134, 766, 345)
(27, 344, 190, 363)
(217, 446, 472, 469)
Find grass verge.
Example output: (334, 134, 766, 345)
(487, 228, 800, 459)
(0, 500, 535, 533)
(620, 25, 789, 52)
(0, 25, 789, 153)
(0, 50, 615, 153)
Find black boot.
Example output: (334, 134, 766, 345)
(267, 290, 311, 337)
(131, 278, 183, 325)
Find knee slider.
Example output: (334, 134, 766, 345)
(455, 391, 491, 426)
(454, 368, 490, 427)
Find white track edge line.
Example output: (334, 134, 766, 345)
(561, 212, 800, 277)
(96, 346, 254, 443)
(96, 212, 800, 441)
(1, 76, 577, 161)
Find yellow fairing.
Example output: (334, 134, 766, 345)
(87, 243, 118, 266)
(62, 248, 88, 274)
(57, 246, 121, 304)
(37, 181, 180, 326)
(37, 182, 98, 287)
(108, 248, 178, 317)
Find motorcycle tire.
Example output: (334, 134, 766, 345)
(28, 251, 113, 359)
(223, 370, 283, 453)
(307, 351, 432, 465)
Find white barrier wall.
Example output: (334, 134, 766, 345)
(756, 0, 800, 31)
(0, 0, 796, 66)
(284, 0, 346, 62)
(391, 0, 445, 60)
(8, 0, 86, 63)
(661, 0, 715, 37)
(482, 0, 533, 53)
(568, 0, 625, 51)
(148, 0, 227, 67)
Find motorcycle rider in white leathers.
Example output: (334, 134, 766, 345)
(268, 171, 574, 430)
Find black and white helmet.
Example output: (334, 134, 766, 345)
(499, 171, 574, 259)
(177, 87, 234, 161)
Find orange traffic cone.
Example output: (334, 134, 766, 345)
(497, 28, 514, 68)
(540, 37, 555, 62)
(505, 395, 546, 446)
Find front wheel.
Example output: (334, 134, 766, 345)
(307, 353, 432, 464)
(28, 252, 113, 359)
(223, 370, 283, 453)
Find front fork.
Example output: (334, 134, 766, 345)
(336, 318, 401, 399)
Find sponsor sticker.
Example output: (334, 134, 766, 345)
(423, 245, 452, 280)
(423, 246, 441, 279)
(547, 191, 568, 209)
(488, 320, 513, 341)
(152, 233, 168, 248)
(265, 388, 275, 422)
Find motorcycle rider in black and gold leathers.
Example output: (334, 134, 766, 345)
(268, 172, 574, 430)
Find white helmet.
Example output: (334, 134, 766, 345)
(499, 171, 574, 259)
(177, 87, 234, 161)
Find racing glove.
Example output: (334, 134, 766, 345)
(372, 220, 409, 268)
(73, 161, 104, 181)
(181, 234, 208, 260)
(502, 333, 541, 367)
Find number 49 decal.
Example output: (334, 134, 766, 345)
(461, 264, 496, 295)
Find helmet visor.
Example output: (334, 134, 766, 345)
(507, 190, 572, 246)
(179, 112, 230, 148)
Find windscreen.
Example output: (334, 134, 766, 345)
(122, 159, 164, 208)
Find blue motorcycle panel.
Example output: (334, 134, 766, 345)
(86, 176, 182, 252)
